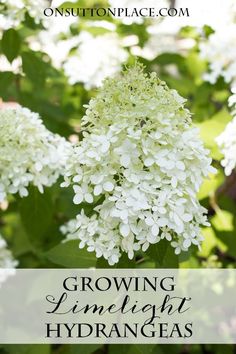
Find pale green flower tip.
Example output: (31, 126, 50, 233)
(82, 63, 191, 133)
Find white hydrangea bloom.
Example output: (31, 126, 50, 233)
(131, 32, 195, 61)
(0, 234, 18, 286)
(0, 105, 71, 202)
(28, 16, 79, 69)
(176, 0, 236, 31)
(0, 0, 49, 30)
(29, 33, 80, 70)
(61, 65, 215, 265)
(63, 32, 128, 89)
(216, 90, 236, 176)
(200, 25, 236, 85)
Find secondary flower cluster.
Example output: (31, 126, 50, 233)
(28, 15, 79, 70)
(200, 25, 236, 85)
(0, 105, 71, 202)
(61, 65, 215, 265)
(0, 234, 18, 286)
(63, 32, 128, 89)
(216, 90, 236, 176)
(0, 0, 48, 30)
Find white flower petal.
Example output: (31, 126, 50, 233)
(151, 224, 159, 237)
(120, 223, 130, 237)
(120, 154, 130, 167)
(94, 185, 103, 196)
(84, 193, 94, 203)
(73, 193, 83, 204)
(103, 181, 114, 192)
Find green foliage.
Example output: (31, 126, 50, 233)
(196, 109, 232, 160)
(0, 72, 15, 97)
(1, 345, 50, 354)
(147, 240, 179, 268)
(1, 29, 21, 62)
(0, 1, 236, 353)
(69, 344, 102, 354)
(46, 240, 97, 268)
(19, 187, 54, 248)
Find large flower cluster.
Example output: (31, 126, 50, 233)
(61, 65, 215, 265)
(216, 91, 236, 176)
(28, 16, 79, 69)
(0, 0, 48, 30)
(0, 234, 18, 285)
(63, 32, 128, 89)
(0, 105, 70, 202)
(28, 18, 127, 85)
(200, 25, 236, 85)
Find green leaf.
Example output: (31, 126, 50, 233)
(211, 209, 234, 232)
(147, 240, 179, 268)
(179, 255, 200, 268)
(109, 345, 131, 354)
(46, 240, 97, 268)
(128, 344, 156, 354)
(211, 206, 236, 257)
(155, 53, 185, 67)
(18, 186, 53, 247)
(213, 344, 235, 354)
(70, 344, 102, 354)
(196, 109, 232, 160)
(82, 25, 112, 36)
(2, 345, 50, 354)
(0, 71, 15, 95)
(203, 25, 215, 37)
(199, 224, 228, 258)
(1, 29, 21, 62)
(22, 51, 47, 86)
(109, 345, 158, 354)
(198, 169, 224, 200)
(185, 52, 206, 81)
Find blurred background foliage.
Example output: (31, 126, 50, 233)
(0, 0, 236, 353)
